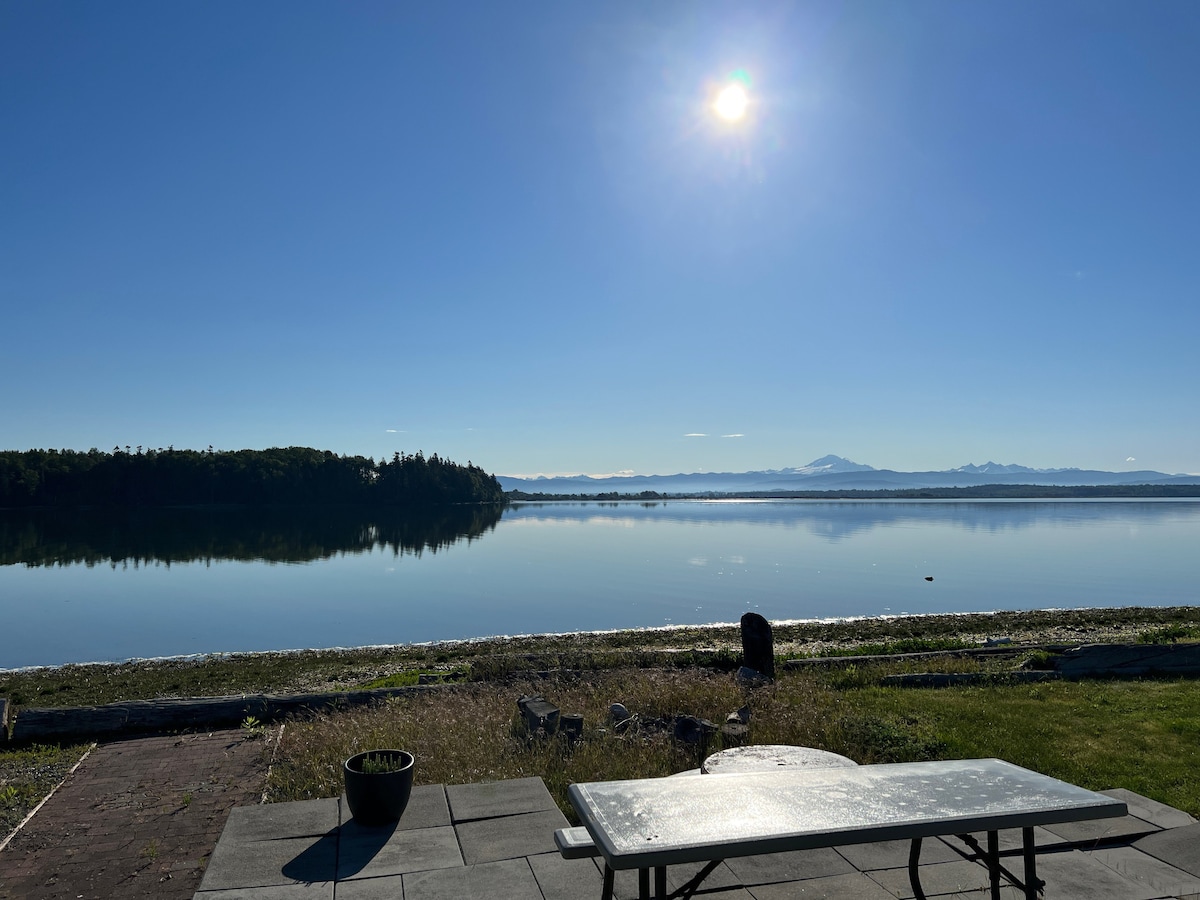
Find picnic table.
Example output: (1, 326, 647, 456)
(565, 758, 1127, 900)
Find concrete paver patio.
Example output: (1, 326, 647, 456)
(3, 728, 1197, 900)
(194, 777, 1200, 900)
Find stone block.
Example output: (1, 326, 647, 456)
(219, 798, 339, 844)
(526, 851, 607, 900)
(1089, 845, 1200, 898)
(402, 857, 542, 900)
(337, 823, 463, 881)
(198, 835, 337, 891)
(1035, 847, 1163, 899)
(724, 847, 856, 885)
(456, 808, 568, 864)
(1134, 822, 1200, 878)
(1101, 788, 1197, 830)
(748, 872, 898, 899)
(446, 776, 557, 822)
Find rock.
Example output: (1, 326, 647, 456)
(673, 715, 717, 746)
(736, 666, 773, 688)
(720, 723, 749, 745)
(741, 612, 775, 680)
(726, 704, 750, 725)
(609, 702, 630, 724)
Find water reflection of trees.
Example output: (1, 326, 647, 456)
(0, 505, 504, 568)
(504, 499, 1200, 542)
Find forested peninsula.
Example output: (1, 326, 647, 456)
(0, 447, 505, 508)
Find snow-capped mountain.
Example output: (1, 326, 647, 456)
(497, 456, 1196, 495)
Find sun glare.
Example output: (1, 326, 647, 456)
(713, 84, 748, 121)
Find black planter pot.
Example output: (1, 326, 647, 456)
(343, 749, 415, 826)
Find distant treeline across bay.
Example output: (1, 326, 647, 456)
(505, 484, 1200, 501)
(0, 447, 505, 508)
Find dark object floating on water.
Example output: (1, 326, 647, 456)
(925, 576, 934, 581)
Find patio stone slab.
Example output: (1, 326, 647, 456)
(456, 807, 569, 864)
(199, 835, 337, 891)
(194, 884, 334, 899)
(339, 784, 451, 837)
(944, 825, 1070, 855)
(1089, 845, 1200, 897)
(598, 860, 767, 900)
(526, 851, 607, 900)
(664, 859, 744, 892)
(747, 871, 899, 899)
(219, 798, 340, 843)
(1035, 848, 1163, 900)
(1040, 812, 1159, 845)
(724, 847, 856, 885)
(1134, 822, 1200, 878)
(833, 837, 961, 872)
(867, 858, 1008, 899)
(332, 874, 404, 899)
(446, 776, 558, 822)
(402, 856, 542, 900)
(1102, 789, 1197, 830)
(338, 823, 463, 880)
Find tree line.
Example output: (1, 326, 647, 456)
(0, 446, 505, 508)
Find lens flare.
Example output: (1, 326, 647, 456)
(713, 84, 748, 121)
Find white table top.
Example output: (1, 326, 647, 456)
(568, 758, 1127, 870)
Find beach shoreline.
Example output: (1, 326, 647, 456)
(4, 605, 1197, 709)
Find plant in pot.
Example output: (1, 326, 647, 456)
(343, 749, 415, 826)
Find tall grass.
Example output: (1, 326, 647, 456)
(269, 669, 843, 817)
(266, 668, 1200, 820)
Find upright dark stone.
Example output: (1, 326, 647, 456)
(0, 697, 8, 743)
(740, 612, 775, 680)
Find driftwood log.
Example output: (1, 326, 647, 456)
(7, 685, 439, 745)
(880, 643, 1200, 688)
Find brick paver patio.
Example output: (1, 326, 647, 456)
(0, 729, 268, 900)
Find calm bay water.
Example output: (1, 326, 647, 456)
(3, 499, 1198, 669)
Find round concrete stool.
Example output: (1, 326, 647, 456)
(701, 744, 858, 775)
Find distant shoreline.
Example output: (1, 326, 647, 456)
(505, 484, 1200, 501)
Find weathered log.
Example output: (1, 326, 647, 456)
(1051, 643, 1200, 678)
(8, 684, 439, 744)
(782, 645, 1045, 670)
(880, 672, 1061, 688)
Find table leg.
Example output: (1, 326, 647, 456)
(987, 831, 1001, 900)
(908, 837, 927, 900)
(1022, 826, 1041, 900)
(639, 866, 650, 900)
(655, 866, 667, 899)
(601, 863, 615, 900)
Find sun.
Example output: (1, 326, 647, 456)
(713, 83, 749, 121)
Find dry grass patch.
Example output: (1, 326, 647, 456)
(267, 669, 851, 818)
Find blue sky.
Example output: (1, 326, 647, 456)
(3, 1, 1198, 477)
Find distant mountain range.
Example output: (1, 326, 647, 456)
(497, 455, 1200, 495)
